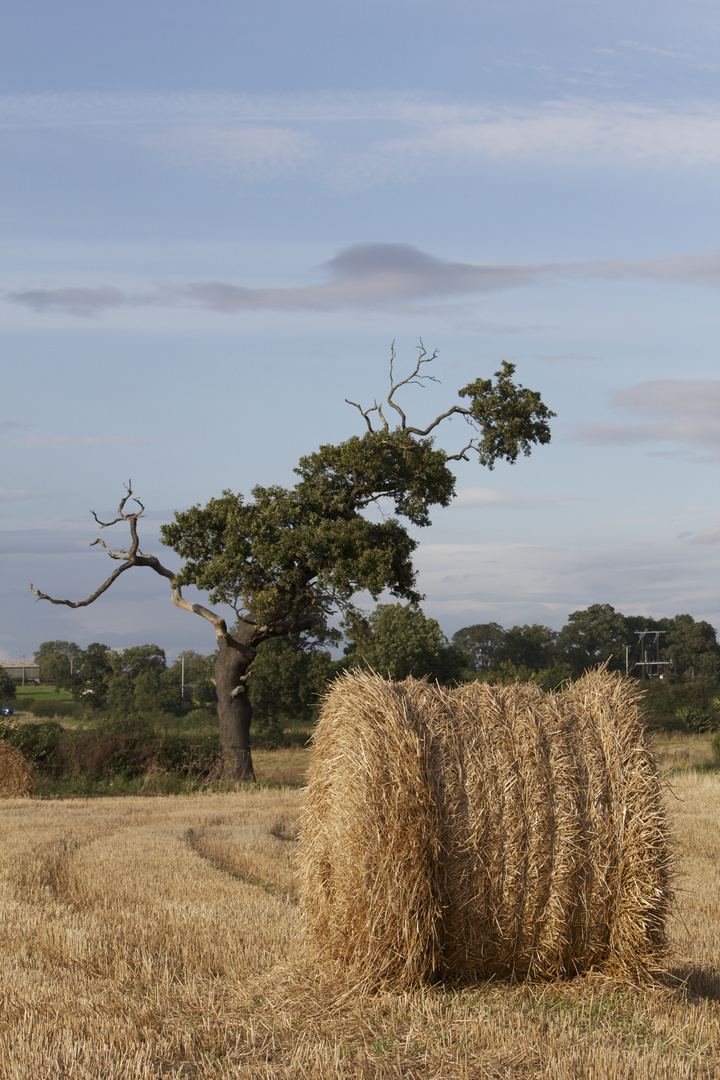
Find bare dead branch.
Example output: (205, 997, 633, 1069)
(345, 398, 378, 433)
(445, 438, 479, 462)
(30, 561, 139, 608)
(349, 342, 459, 438)
(385, 340, 440, 430)
(89, 481, 145, 530)
(30, 483, 258, 656)
(403, 404, 470, 438)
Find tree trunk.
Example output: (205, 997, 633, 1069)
(214, 639, 255, 780)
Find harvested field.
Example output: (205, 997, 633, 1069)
(0, 771, 718, 1078)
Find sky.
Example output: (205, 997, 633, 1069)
(1, 0, 719, 663)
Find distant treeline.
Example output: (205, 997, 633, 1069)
(3, 603, 718, 738)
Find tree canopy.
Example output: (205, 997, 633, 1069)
(452, 606, 720, 685)
(31, 344, 555, 778)
(33, 640, 80, 690)
(342, 602, 466, 683)
(0, 667, 16, 702)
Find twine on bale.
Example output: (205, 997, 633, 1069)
(0, 741, 35, 798)
(297, 668, 672, 988)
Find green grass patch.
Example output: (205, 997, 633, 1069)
(15, 685, 73, 701)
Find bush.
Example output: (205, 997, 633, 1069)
(3, 721, 64, 770)
(252, 716, 289, 751)
(637, 677, 720, 731)
(713, 728, 720, 767)
(675, 705, 714, 734)
(25, 698, 85, 720)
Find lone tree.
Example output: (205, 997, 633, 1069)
(31, 345, 554, 779)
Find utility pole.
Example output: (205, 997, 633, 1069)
(633, 630, 672, 679)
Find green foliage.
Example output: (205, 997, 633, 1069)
(33, 640, 80, 689)
(162, 480, 423, 628)
(451, 623, 505, 670)
(450, 607, 720, 702)
(1, 710, 222, 782)
(500, 623, 558, 671)
(674, 705, 714, 734)
(3, 720, 63, 769)
(556, 604, 629, 677)
(190, 677, 217, 709)
(249, 637, 333, 731)
(70, 642, 115, 707)
(343, 603, 466, 684)
(295, 429, 456, 529)
(171, 650, 216, 684)
(661, 614, 720, 682)
(713, 727, 720, 767)
(24, 697, 84, 719)
(160, 352, 555, 640)
(133, 669, 182, 715)
(102, 644, 185, 718)
(457, 361, 554, 468)
(0, 666, 16, 701)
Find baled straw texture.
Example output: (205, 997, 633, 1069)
(298, 669, 672, 988)
(0, 740, 35, 798)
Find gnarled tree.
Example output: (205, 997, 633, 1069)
(31, 345, 554, 779)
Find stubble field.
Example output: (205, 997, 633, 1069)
(0, 768, 718, 1079)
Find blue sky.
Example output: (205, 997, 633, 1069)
(2, 0, 718, 662)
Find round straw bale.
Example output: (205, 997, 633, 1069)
(0, 740, 35, 798)
(298, 668, 671, 987)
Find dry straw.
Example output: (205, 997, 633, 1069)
(298, 668, 672, 988)
(0, 741, 35, 798)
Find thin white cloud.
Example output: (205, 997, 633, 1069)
(3, 434, 161, 450)
(2, 93, 720, 177)
(367, 100, 720, 175)
(614, 40, 695, 61)
(0, 488, 47, 500)
(690, 526, 720, 544)
(589, 250, 720, 287)
(452, 487, 565, 508)
(6, 241, 720, 319)
(541, 352, 606, 364)
(415, 537, 720, 630)
(145, 125, 315, 177)
(575, 379, 720, 458)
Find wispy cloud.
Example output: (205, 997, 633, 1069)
(144, 125, 315, 177)
(452, 487, 566, 508)
(690, 526, 720, 544)
(3, 434, 161, 449)
(575, 379, 720, 458)
(371, 101, 720, 175)
(2, 93, 720, 180)
(416, 535, 720, 630)
(0, 488, 48, 501)
(540, 352, 606, 364)
(7, 241, 720, 319)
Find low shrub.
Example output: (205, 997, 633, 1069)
(675, 705, 714, 734)
(0, 712, 221, 781)
(2, 721, 64, 771)
(638, 677, 720, 732)
(25, 698, 85, 720)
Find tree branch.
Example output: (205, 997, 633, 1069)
(30, 481, 256, 660)
(385, 340, 440, 429)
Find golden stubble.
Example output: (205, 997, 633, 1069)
(0, 770, 718, 1077)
